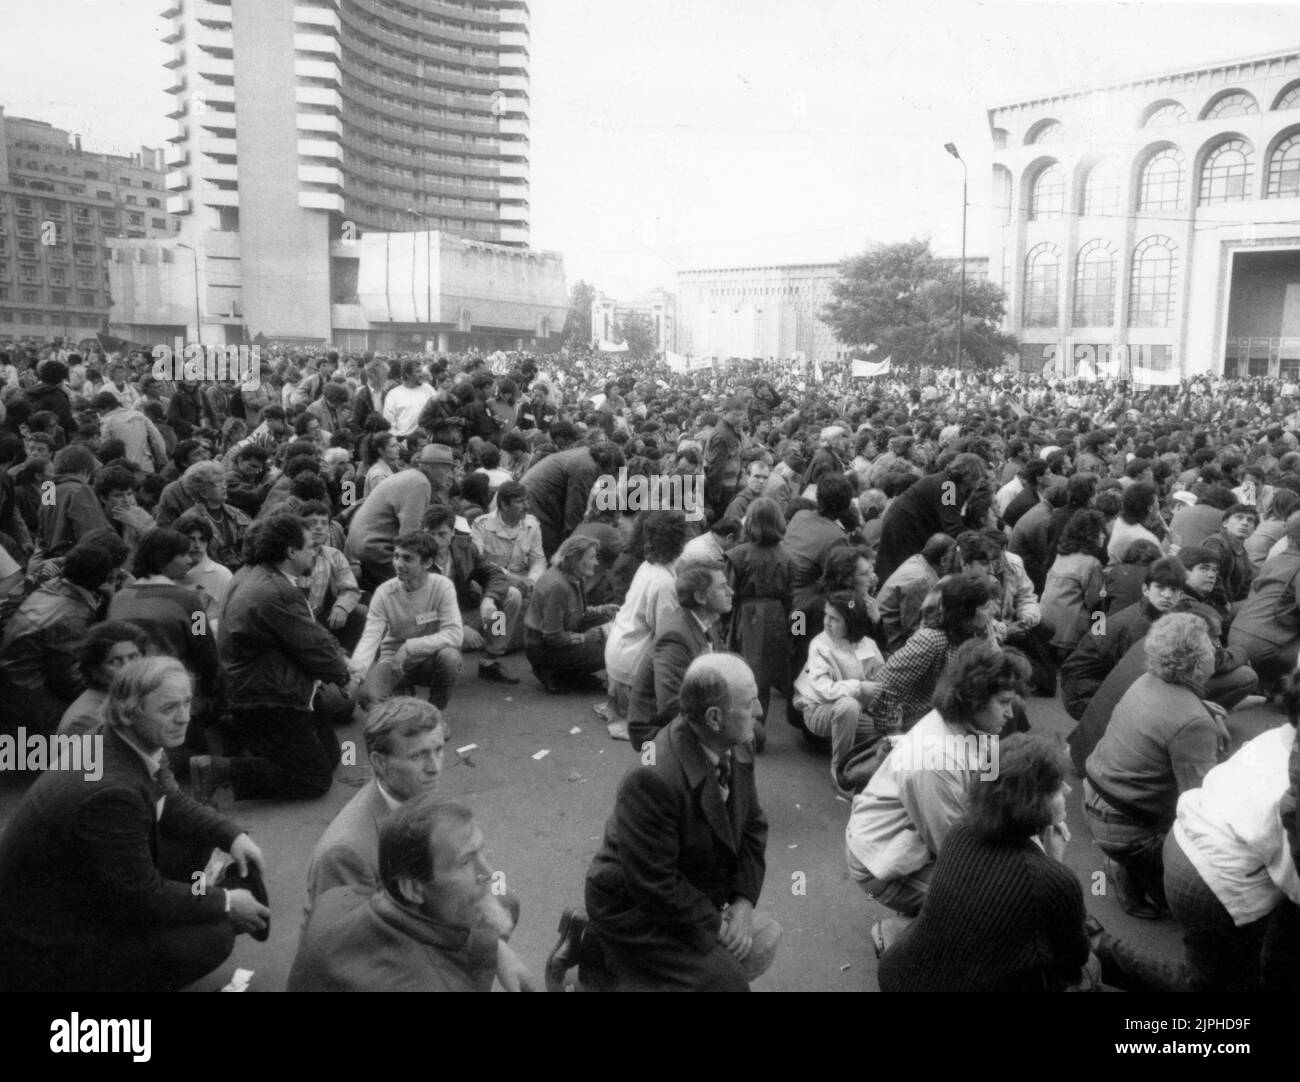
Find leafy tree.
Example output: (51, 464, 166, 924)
(820, 239, 1017, 371)
(614, 312, 659, 358)
(564, 280, 596, 345)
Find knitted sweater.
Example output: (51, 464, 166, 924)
(877, 822, 1089, 992)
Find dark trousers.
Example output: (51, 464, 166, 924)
(0, 829, 234, 993)
(600, 937, 749, 992)
(223, 705, 342, 801)
(326, 605, 368, 654)
(526, 637, 605, 682)
(1005, 621, 1057, 695)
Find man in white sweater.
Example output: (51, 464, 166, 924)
(351, 530, 463, 710)
(382, 360, 436, 438)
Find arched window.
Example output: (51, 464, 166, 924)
(1029, 163, 1064, 220)
(1082, 160, 1122, 217)
(1024, 243, 1060, 327)
(1137, 148, 1183, 212)
(1267, 134, 1300, 198)
(1276, 84, 1300, 111)
(1203, 91, 1259, 120)
(1144, 102, 1188, 127)
(1027, 120, 1063, 145)
(1199, 138, 1254, 204)
(1074, 241, 1116, 326)
(1129, 236, 1177, 328)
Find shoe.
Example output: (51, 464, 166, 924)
(478, 661, 520, 685)
(545, 907, 588, 992)
(869, 921, 887, 959)
(592, 701, 611, 722)
(536, 672, 565, 694)
(607, 719, 630, 741)
(189, 755, 232, 808)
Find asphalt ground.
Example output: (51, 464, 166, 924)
(0, 665, 1283, 992)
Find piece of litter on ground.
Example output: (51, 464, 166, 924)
(222, 968, 254, 992)
(839, 964, 851, 973)
(457, 744, 478, 755)
(795, 804, 801, 809)
(835, 794, 849, 803)
(567, 770, 582, 782)
(569, 726, 582, 735)
(504, 696, 513, 702)
(532, 749, 550, 760)
(788, 844, 797, 849)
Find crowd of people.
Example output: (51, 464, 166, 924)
(1, 332, 1300, 992)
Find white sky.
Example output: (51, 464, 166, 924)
(1, 0, 1295, 295)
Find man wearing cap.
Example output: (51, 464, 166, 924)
(704, 398, 746, 522)
(345, 443, 456, 589)
(470, 480, 546, 602)
(1202, 503, 1260, 614)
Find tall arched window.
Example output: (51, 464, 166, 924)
(1203, 91, 1259, 120)
(1137, 148, 1183, 211)
(1074, 241, 1116, 326)
(1129, 236, 1177, 328)
(1267, 134, 1300, 198)
(1027, 120, 1063, 145)
(1082, 160, 1121, 217)
(1144, 102, 1188, 127)
(1199, 138, 1254, 204)
(1276, 84, 1300, 111)
(1029, 163, 1064, 220)
(1024, 243, 1060, 327)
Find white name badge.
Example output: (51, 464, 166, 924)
(415, 612, 440, 626)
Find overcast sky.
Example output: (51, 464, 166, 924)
(2, 0, 1295, 295)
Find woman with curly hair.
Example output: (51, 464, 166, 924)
(876, 733, 1090, 992)
(1040, 508, 1108, 661)
(847, 640, 1032, 924)
(1084, 612, 1227, 920)
(600, 510, 688, 741)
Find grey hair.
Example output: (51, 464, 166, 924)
(363, 696, 447, 758)
(106, 656, 191, 730)
(1143, 613, 1214, 687)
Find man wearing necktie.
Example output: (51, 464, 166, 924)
(0, 657, 269, 993)
(583, 653, 781, 990)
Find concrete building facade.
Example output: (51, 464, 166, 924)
(990, 48, 1300, 380)
(117, 0, 547, 348)
(589, 288, 676, 353)
(0, 109, 175, 342)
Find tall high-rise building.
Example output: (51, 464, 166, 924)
(123, 0, 560, 348)
(0, 109, 175, 342)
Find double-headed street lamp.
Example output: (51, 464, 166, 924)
(406, 207, 434, 351)
(176, 242, 201, 345)
(944, 142, 968, 403)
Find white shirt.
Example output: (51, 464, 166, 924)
(383, 382, 436, 438)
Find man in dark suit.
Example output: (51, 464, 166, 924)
(305, 697, 448, 915)
(873, 452, 988, 586)
(0, 657, 269, 993)
(626, 560, 732, 750)
(584, 653, 781, 991)
(520, 440, 624, 559)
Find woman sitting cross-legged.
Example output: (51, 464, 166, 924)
(876, 733, 1092, 992)
(793, 591, 882, 796)
(845, 640, 1031, 923)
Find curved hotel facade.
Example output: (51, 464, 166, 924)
(110, 0, 565, 350)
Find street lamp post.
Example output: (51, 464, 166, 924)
(406, 208, 434, 352)
(944, 143, 968, 404)
(176, 242, 201, 345)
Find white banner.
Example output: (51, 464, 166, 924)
(852, 356, 892, 377)
(665, 350, 689, 373)
(598, 339, 629, 353)
(1132, 366, 1180, 385)
(813, 359, 824, 383)
(688, 354, 713, 371)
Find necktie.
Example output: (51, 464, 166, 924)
(715, 754, 732, 799)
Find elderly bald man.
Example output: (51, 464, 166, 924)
(582, 653, 781, 991)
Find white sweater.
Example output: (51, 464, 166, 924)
(1173, 722, 1300, 927)
(793, 632, 868, 709)
(603, 561, 679, 686)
